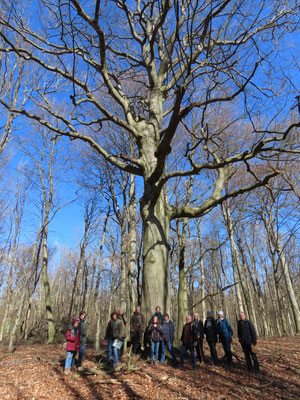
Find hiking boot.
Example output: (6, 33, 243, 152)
(64, 367, 71, 375)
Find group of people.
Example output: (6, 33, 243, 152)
(64, 307, 260, 375)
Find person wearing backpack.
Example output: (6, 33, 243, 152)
(216, 311, 233, 368)
(238, 311, 260, 373)
(160, 313, 178, 366)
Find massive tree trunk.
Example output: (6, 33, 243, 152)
(141, 189, 171, 322)
(127, 173, 137, 316)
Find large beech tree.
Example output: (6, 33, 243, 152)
(0, 0, 299, 321)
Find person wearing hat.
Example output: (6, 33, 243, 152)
(64, 318, 80, 375)
(237, 312, 260, 373)
(204, 311, 218, 365)
(216, 311, 233, 368)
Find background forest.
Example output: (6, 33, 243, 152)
(0, 0, 299, 354)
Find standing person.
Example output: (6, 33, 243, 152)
(216, 311, 233, 368)
(105, 311, 123, 370)
(160, 314, 178, 366)
(64, 318, 80, 375)
(193, 313, 205, 365)
(180, 315, 197, 371)
(130, 305, 146, 355)
(204, 311, 218, 365)
(238, 312, 260, 373)
(77, 311, 87, 368)
(118, 308, 127, 360)
(149, 306, 164, 324)
(147, 316, 163, 365)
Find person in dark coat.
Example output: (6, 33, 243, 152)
(193, 313, 205, 364)
(147, 316, 163, 365)
(118, 308, 127, 360)
(130, 306, 146, 355)
(204, 311, 218, 365)
(180, 315, 197, 370)
(77, 311, 87, 368)
(148, 306, 164, 324)
(216, 311, 233, 368)
(238, 312, 260, 373)
(64, 318, 80, 375)
(105, 311, 124, 368)
(160, 314, 177, 366)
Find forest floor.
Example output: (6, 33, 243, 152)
(0, 336, 299, 400)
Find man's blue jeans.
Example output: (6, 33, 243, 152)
(161, 340, 177, 364)
(150, 341, 160, 361)
(65, 351, 76, 369)
(180, 344, 196, 370)
(107, 339, 119, 366)
(77, 344, 85, 367)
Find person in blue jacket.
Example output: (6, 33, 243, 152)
(216, 310, 233, 368)
(160, 314, 178, 366)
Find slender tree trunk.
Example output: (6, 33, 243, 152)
(42, 212, 56, 343)
(175, 217, 189, 344)
(221, 203, 244, 312)
(198, 232, 206, 322)
(8, 280, 28, 352)
(68, 214, 89, 319)
(0, 183, 25, 342)
(120, 214, 128, 311)
(262, 208, 300, 333)
(94, 208, 109, 350)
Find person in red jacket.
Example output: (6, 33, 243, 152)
(64, 318, 80, 375)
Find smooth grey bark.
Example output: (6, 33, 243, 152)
(241, 236, 269, 336)
(141, 189, 171, 322)
(94, 208, 109, 350)
(39, 147, 56, 344)
(221, 203, 244, 312)
(127, 172, 137, 316)
(68, 203, 92, 319)
(175, 217, 188, 344)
